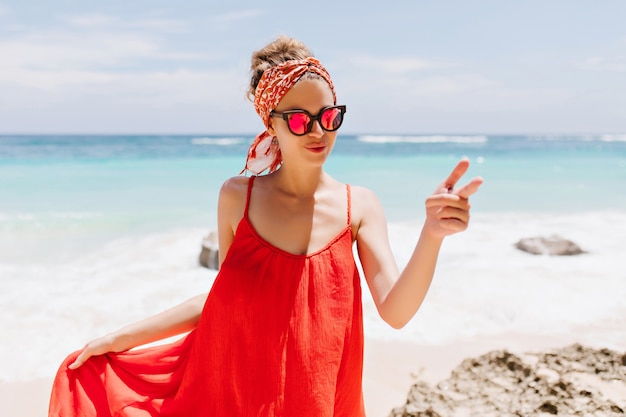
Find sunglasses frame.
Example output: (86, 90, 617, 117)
(270, 105, 347, 136)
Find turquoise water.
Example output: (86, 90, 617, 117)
(1, 134, 625, 239)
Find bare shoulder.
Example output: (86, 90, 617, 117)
(350, 185, 378, 204)
(218, 176, 250, 225)
(220, 175, 250, 198)
(350, 185, 385, 227)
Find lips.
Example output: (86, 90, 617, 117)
(306, 142, 327, 153)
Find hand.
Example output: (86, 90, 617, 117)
(68, 333, 125, 370)
(424, 158, 483, 238)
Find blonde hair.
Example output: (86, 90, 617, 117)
(247, 36, 316, 101)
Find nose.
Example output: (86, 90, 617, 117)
(308, 118, 324, 137)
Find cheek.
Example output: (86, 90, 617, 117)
(274, 124, 293, 140)
(325, 132, 338, 149)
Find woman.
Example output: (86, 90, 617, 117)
(49, 36, 482, 416)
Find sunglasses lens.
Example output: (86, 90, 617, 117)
(321, 107, 343, 131)
(286, 112, 311, 135)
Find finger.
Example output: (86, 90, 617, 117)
(453, 176, 484, 199)
(441, 157, 470, 191)
(68, 346, 93, 370)
(437, 217, 469, 233)
(438, 206, 470, 223)
(68, 353, 86, 370)
(425, 194, 469, 210)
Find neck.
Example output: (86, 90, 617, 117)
(272, 164, 326, 198)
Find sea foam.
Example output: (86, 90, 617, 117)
(1, 211, 625, 382)
(357, 135, 488, 144)
(362, 211, 626, 347)
(190, 137, 244, 145)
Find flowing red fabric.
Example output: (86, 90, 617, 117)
(49, 176, 365, 417)
(242, 57, 337, 175)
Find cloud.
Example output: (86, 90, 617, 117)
(63, 13, 188, 32)
(578, 56, 626, 72)
(2, 34, 154, 71)
(0, 67, 118, 92)
(0, 54, 243, 109)
(205, 9, 266, 32)
(132, 18, 188, 32)
(0, 28, 208, 74)
(109, 69, 247, 107)
(64, 13, 116, 27)
(0, 13, 246, 121)
(395, 74, 497, 97)
(350, 55, 447, 74)
(0, 64, 252, 133)
(335, 58, 570, 120)
(334, 51, 572, 113)
(210, 9, 265, 24)
(575, 35, 626, 73)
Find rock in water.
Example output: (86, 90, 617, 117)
(514, 235, 586, 256)
(199, 231, 219, 270)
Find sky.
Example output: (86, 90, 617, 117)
(0, 0, 625, 135)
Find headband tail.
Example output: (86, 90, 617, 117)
(240, 131, 280, 175)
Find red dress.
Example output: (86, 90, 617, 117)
(49, 176, 366, 417)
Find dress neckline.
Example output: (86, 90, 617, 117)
(240, 175, 353, 258)
(241, 216, 351, 259)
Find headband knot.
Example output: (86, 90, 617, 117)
(241, 57, 336, 175)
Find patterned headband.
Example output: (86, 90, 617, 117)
(241, 57, 336, 175)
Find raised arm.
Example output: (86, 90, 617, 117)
(356, 158, 483, 329)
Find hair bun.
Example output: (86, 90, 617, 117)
(247, 36, 313, 101)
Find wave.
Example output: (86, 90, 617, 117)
(190, 137, 244, 146)
(357, 135, 488, 144)
(0, 211, 103, 221)
(529, 134, 626, 142)
(599, 134, 626, 142)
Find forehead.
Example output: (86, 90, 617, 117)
(276, 78, 334, 111)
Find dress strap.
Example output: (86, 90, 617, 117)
(346, 184, 352, 226)
(244, 175, 256, 219)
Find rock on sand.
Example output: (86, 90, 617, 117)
(390, 344, 626, 417)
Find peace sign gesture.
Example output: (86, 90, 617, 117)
(424, 158, 483, 238)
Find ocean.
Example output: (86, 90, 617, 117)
(1, 133, 625, 382)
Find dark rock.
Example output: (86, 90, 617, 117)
(199, 231, 219, 270)
(514, 235, 586, 256)
(538, 401, 558, 414)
